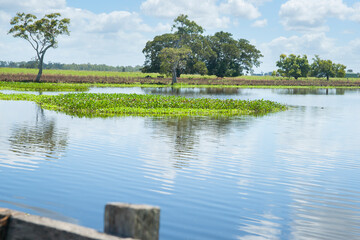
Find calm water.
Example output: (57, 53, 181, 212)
(1, 87, 360, 239)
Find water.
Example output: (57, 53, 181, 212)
(1, 87, 360, 239)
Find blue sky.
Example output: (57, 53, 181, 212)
(1, 0, 360, 73)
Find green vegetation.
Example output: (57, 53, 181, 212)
(311, 55, 346, 80)
(142, 14, 262, 79)
(276, 54, 310, 80)
(0, 82, 89, 91)
(0, 67, 160, 78)
(0, 92, 286, 117)
(0, 60, 142, 72)
(276, 54, 347, 81)
(159, 47, 192, 84)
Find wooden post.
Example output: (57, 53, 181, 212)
(104, 203, 160, 240)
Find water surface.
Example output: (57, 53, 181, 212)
(1, 87, 360, 239)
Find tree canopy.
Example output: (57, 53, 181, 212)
(8, 12, 70, 82)
(142, 14, 263, 80)
(276, 54, 310, 79)
(276, 54, 347, 80)
(310, 55, 346, 80)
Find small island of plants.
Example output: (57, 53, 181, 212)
(0, 92, 286, 117)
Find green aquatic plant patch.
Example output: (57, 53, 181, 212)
(0, 81, 89, 92)
(0, 92, 287, 117)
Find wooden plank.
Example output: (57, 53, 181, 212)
(0, 215, 10, 240)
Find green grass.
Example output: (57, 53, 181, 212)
(0, 92, 287, 117)
(0, 67, 160, 78)
(2, 67, 359, 81)
(0, 81, 90, 91)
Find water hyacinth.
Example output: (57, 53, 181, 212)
(31, 93, 287, 117)
(0, 81, 89, 92)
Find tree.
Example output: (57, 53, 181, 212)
(142, 15, 262, 78)
(310, 55, 346, 80)
(276, 54, 310, 79)
(142, 15, 210, 78)
(159, 47, 192, 84)
(142, 33, 179, 73)
(8, 12, 70, 82)
(207, 32, 263, 77)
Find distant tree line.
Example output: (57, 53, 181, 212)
(0, 60, 142, 72)
(275, 54, 347, 80)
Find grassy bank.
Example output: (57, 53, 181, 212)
(0, 92, 286, 117)
(1, 67, 360, 88)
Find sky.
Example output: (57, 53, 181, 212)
(0, 0, 360, 73)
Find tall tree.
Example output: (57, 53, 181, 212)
(8, 12, 70, 82)
(276, 54, 310, 79)
(142, 15, 213, 78)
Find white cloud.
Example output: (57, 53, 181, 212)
(252, 19, 267, 27)
(0, 1, 156, 66)
(141, 0, 230, 29)
(220, 0, 261, 19)
(279, 0, 354, 32)
(248, 0, 272, 5)
(258, 32, 360, 72)
(140, 0, 261, 29)
(258, 33, 337, 71)
(0, 0, 66, 12)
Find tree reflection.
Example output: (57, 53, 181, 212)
(8, 106, 68, 160)
(273, 88, 347, 95)
(145, 116, 249, 169)
(143, 87, 241, 97)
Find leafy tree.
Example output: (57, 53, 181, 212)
(207, 32, 263, 77)
(142, 15, 209, 76)
(310, 55, 346, 80)
(8, 12, 70, 82)
(143, 15, 262, 79)
(159, 47, 192, 84)
(276, 54, 310, 79)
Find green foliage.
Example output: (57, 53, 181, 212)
(172, 14, 204, 45)
(310, 55, 347, 80)
(0, 81, 89, 92)
(193, 61, 208, 75)
(142, 15, 262, 78)
(207, 32, 263, 77)
(8, 12, 70, 82)
(159, 47, 192, 84)
(276, 54, 310, 79)
(0, 93, 285, 117)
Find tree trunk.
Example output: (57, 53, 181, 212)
(326, 75, 329, 81)
(171, 66, 177, 85)
(35, 54, 45, 82)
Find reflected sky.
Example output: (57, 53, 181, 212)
(0, 88, 360, 239)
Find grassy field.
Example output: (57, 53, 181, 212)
(1, 68, 360, 88)
(0, 92, 286, 117)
